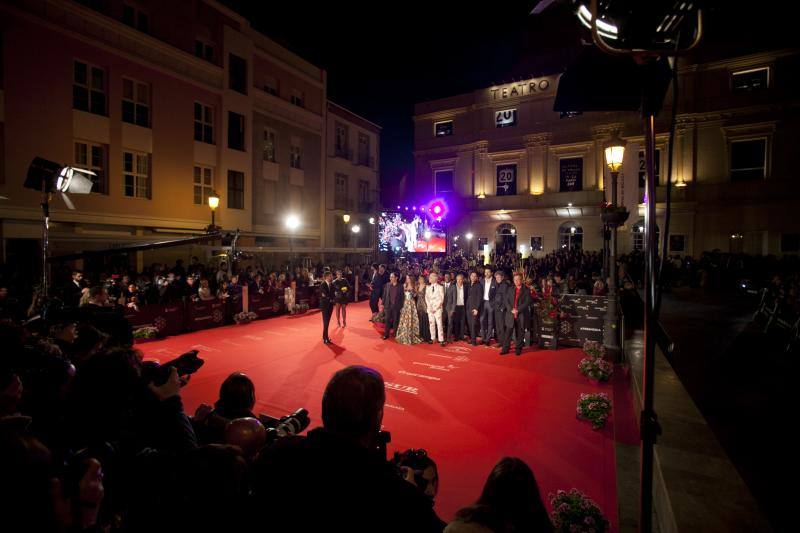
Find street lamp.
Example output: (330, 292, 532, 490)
(603, 133, 626, 353)
(465, 232, 474, 255)
(285, 214, 300, 265)
(207, 190, 220, 232)
(343, 214, 351, 223)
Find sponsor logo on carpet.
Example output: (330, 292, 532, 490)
(385, 382, 420, 394)
(191, 344, 219, 352)
(444, 346, 471, 354)
(398, 370, 441, 381)
(413, 362, 459, 372)
(427, 353, 454, 359)
(454, 355, 471, 362)
(385, 403, 405, 412)
(242, 335, 264, 341)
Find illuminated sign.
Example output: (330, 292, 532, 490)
(496, 164, 517, 196)
(495, 109, 517, 128)
(489, 78, 552, 101)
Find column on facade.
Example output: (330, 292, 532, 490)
(474, 141, 489, 197)
(523, 133, 550, 195)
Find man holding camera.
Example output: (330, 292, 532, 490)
(253, 365, 444, 532)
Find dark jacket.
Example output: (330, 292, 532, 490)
(466, 281, 483, 314)
(479, 277, 497, 305)
(253, 428, 444, 532)
(445, 282, 468, 315)
(371, 270, 387, 296)
(506, 284, 534, 324)
(493, 281, 514, 327)
(332, 277, 351, 304)
(381, 282, 403, 314)
(319, 280, 335, 310)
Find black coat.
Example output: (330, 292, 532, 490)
(466, 281, 483, 314)
(506, 284, 534, 324)
(319, 281, 335, 310)
(479, 277, 497, 305)
(493, 281, 514, 328)
(381, 283, 403, 314)
(332, 278, 351, 304)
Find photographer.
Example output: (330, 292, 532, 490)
(253, 365, 444, 532)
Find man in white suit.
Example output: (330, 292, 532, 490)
(425, 271, 446, 346)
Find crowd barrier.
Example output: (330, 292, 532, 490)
(126, 285, 322, 338)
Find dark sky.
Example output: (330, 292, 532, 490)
(222, 1, 585, 202)
(222, 1, 795, 204)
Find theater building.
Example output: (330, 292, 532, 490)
(0, 0, 378, 272)
(412, 48, 800, 259)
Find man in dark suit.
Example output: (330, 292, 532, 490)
(369, 264, 386, 321)
(62, 269, 85, 307)
(493, 271, 514, 355)
(479, 267, 497, 345)
(504, 273, 533, 356)
(466, 271, 483, 346)
(320, 271, 335, 344)
(445, 273, 468, 342)
(381, 272, 402, 339)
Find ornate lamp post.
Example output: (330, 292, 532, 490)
(602, 133, 627, 352)
(285, 214, 300, 265)
(207, 190, 220, 232)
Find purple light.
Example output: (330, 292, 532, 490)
(405, 207, 409, 211)
(412, 206, 417, 211)
(433, 205, 442, 215)
(396, 205, 400, 209)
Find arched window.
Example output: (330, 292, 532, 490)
(559, 222, 583, 251)
(495, 223, 517, 255)
(632, 219, 660, 251)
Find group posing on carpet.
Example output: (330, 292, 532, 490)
(362, 264, 545, 356)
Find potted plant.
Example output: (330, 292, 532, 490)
(550, 488, 610, 533)
(599, 202, 629, 227)
(579, 341, 613, 384)
(132, 326, 159, 344)
(576, 393, 612, 430)
(538, 294, 568, 349)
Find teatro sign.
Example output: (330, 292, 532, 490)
(488, 77, 553, 101)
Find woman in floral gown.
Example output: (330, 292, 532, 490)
(395, 276, 422, 345)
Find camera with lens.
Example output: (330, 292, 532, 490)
(141, 349, 204, 386)
(390, 448, 438, 501)
(259, 408, 311, 444)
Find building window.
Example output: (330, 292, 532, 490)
(358, 132, 371, 166)
(227, 112, 245, 151)
(434, 121, 453, 137)
(290, 89, 305, 108)
(632, 219, 660, 252)
(263, 128, 276, 162)
(781, 234, 800, 253)
(358, 179, 370, 211)
(122, 78, 150, 127)
(495, 109, 517, 128)
(559, 157, 583, 192)
(731, 67, 769, 92)
(290, 142, 302, 169)
(335, 122, 349, 158)
(434, 169, 454, 195)
(122, 4, 149, 33)
(195, 40, 213, 62)
(730, 139, 766, 181)
(122, 151, 151, 199)
(73, 60, 106, 116)
(193, 166, 213, 205)
(559, 222, 583, 251)
(290, 186, 302, 213)
(74, 141, 106, 194)
(227, 170, 244, 209)
(638, 149, 661, 188)
(669, 234, 685, 253)
(335, 173, 348, 210)
(229, 53, 247, 94)
(530, 236, 543, 251)
(194, 103, 214, 144)
(263, 75, 279, 96)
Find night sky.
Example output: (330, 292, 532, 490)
(222, 1, 794, 204)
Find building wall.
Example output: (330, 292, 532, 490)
(0, 0, 338, 267)
(413, 49, 800, 258)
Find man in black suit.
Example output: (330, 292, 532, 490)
(466, 271, 483, 346)
(369, 264, 386, 321)
(320, 271, 335, 344)
(479, 267, 497, 345)
(381, 272, 402, 339)
(445, 273, 468, 342)
(493, 271, 514, 355)
(62, 269, 85, 307)
(504, 273, 533, 356)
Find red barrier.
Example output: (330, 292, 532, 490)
(186, 298, 227, 331)
(249, 290, 283, 319)
(124, 302, 185, 337)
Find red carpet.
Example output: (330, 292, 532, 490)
(139, 301, 625, 528)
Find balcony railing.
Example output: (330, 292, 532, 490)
(356, 154, 375, 168)
(334, 147, 352, 160)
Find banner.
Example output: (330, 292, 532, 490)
(557, 295, 607, 346)
(496, 164, 516, 196)
(559, 158, 583, 192)
(186, 298, 226, 331)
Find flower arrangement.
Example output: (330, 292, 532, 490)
(578, 357, 614, 382)
(576, 393, 612, 430)
(341, 286, 348, 293)
(132, 326, 158, 339)
(550, 488, 610, 533)
(233, 311, 258, 324)
(599, 201, 627, 214)
(539, 294, 569, 321)
(582, 340, 605, 359)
